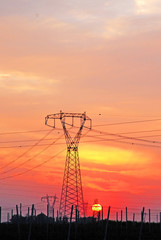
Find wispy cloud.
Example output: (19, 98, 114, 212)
(0, 71, 58, 93)
(135, 0, 161, 14)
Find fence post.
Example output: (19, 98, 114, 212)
(104, 206, 111, 240)
(116, 212, 118, 222)
(20, 203, 22, 217)
(102, 206, 103, 221)
(121, 210, 122, 231)
(28, 207, 30, 224)
(0, 207, 1, 224)
(126, 207, 128, 232)
(47, 204, 49, 240)
(98, 211, 100, 222)
(75, 206, 78, 240)
(78, 210, 80, 222)
(28, 207, 30, 217)
(28, 204, 34, 240)
(160, 212, 161, 234)
(7, 212, 10, 223)
(16, 205, 21, 240)
(53, 208, 55, 223)
(133, 213, 135, 227)
(47, 204, 49, 218)
(149, 209, 151, 232)
(116, 212, 118, 235)
(11, 209, 13, 220)
(67, 205, 73, 240)
(139, 207, 144, 240)
(75, 206, 77, 222)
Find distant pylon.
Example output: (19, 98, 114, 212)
(45, 111, 92, 219)
(41, 194, 58, 217)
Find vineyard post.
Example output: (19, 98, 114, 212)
(47, 204, 49, 240)
(53, 208, 55, 223)
(139, 207, 144, 240)
(104, 206, 111, 240)
(28, 207, 30, 224)
(160, 212, 161, 234)
(7, 212, 9, 223)
(28, 204, 34, 240)
(75, 205, 78, 240)
(149, 209, 151, 232)
(98, 211, 100, 222)
(116, 212, 118, 236)
(67, 205, 73, 240)
(78, 210, 80, 222)
(20, 203, 22, 217)
(133, 213, 135, 227)
(0, 207, 1, 224)
(102, 206, 103, 221)
(11, 209, 13, 220)
(126, 207, 128, 233)
(121, 210, 122, 231)
(16, 205, 21, 240)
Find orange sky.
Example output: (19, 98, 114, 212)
(0, 0, 161, 222)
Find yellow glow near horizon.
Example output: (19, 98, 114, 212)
(80, 144, 148, 165)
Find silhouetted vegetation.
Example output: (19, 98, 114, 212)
(0, 220, 161, 240)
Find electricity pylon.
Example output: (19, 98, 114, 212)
(45, 111, 92, 219)
(41, 194, 58, 217)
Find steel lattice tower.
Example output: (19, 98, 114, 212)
(45, 111, 92, 219)
(41, 194, 58, 217)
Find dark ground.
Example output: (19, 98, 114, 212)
(0, 220, 160, 240)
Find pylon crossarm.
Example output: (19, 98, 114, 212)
(45, 111, 92, 130)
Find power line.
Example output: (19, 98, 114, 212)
(1, 130, 161, 145)
(0, 148, 66, 180)
(129, 134, 161, 139)
(91, 128, 161, 146)
(0, 136, 64, 144)
(0, 128, 54, 170)
(117, 129, 161, 135)
(1, 126, 161, 179)
(0, 129, 51, 135)
(1, 117, 160, 135)
(93, 118, 161, 127)
(0, 132, 65, 175)
(85, 137, 161, 149)
(0, 128, 89, 149)
(1, 133, 161, 149)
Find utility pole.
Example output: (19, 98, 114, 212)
(45, 111, 92, 219)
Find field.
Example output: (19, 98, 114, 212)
(0, 220, 160, 240)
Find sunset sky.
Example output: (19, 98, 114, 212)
(0, 0, 161, 222)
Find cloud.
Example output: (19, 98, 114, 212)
(135, 0, 161, 14)
(0, 71, 58, 93)
(103, 14, 161, 39)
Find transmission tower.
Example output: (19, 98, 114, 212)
(41, 194, 58, 217)
(45, 111, 92, 219)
